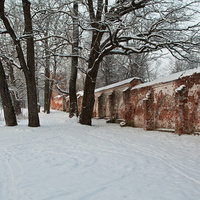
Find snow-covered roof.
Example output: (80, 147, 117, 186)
(95, 77, 141, 93)
(133, 67, 200, 90)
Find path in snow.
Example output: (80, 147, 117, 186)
(0, 110, 200, 200)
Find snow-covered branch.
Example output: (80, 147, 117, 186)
(34, 35, 73, 45)
(0, 55, 22, 70)
(56, 84, 69, 95)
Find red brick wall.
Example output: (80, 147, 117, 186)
(93, 73, 200, 134)
(53, 73, 200, 135)
(50, 95, 65, 111)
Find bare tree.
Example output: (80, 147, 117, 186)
(32, 0, 74, 113)
(69, 2, 79, 117)
(0, 59, 17, 126)
(79, 0, 200, 125)
(0, 0, 40, 127)
(96, 53, 149, 88)
(43, 16, 51, 114)
(7, 62, 22, 115)
(171, 56, 200, 73)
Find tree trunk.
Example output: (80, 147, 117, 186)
(47, 56, 57, 112)
(44, 66, 50, 114)
(8, 64, 22, 115)
(1, 0, 40, 127)
(79, 69, 98, 125)
(11, 92, 22, 115)
(47, 80, 53, 112)
(69, 2, 79, 118)
(43, 17, 51, 114)
(0, 59, 17, 126)
(22, 0, 40, 127)
(79, 27, 104, 125)
(25, 75, 40, 127)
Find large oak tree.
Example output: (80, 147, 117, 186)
(79, 0, 200, 125)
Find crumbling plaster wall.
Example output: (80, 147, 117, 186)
(92, 72, 200, 134)
(51, 71, 200, 135)
(93, 78, 143, 121)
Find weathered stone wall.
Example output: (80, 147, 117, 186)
(129, 71, 200, 134)
(50, 95, 66, 111)
(51, 69, 200, 134)
(93, 78, 143, 122)
(92, 70, 200, 134)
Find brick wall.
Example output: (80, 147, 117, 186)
(50, 95, 66, 111)
(51, 69, 200, 135)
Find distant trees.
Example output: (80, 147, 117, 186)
(32, 0, 72, 114)
(171, 58, 200, 74)
(96, 53, 149, 88)
(32, 0, 78, 116)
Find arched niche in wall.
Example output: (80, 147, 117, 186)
(98, 93, 106, 118)
(93, 97, 98, 118)
(105, 97, 110, 118)
(117, 97, 125, 119)
(192, 96, 200, 132)
(108, 91, 115, 119)
(155, 94, 175, 129)
(66, 99, 70, 112)
(133, 99, 145, 128)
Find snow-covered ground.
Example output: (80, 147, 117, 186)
(0, 110, 200, 200)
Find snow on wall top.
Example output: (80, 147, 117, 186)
(77, 91, 84, 96)
(55, 95, 64, 99)
(76, 77, 141, 97)
(76, 68, 200, 96)
(132, 67, 200, 90)
(95, 77, 142, 93)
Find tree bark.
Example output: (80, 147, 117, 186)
(44, 59, 50, 114)
(79, 29, 104, 125)
(7, 64, 22, 115)
(79, 67, 98, 125)
(69, 2, 79, 118)
(0, 59, 17, 126)
(78, 0, 107, 125)
(79, 0, 149, 125)
(22, 0, 40, 127)
(43, 17, 51, 114)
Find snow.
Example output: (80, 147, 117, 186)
(76, 77, 141, 97)
(175, 85, 186, 93)
(143, 90, 151, 101)
(76, 91, 84, 97)
(55, 95, 63, 99)
(0, 110, 200, 200)
(95, 77, 142, 93)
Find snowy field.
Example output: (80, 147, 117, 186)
(0, 110, 200, 200)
